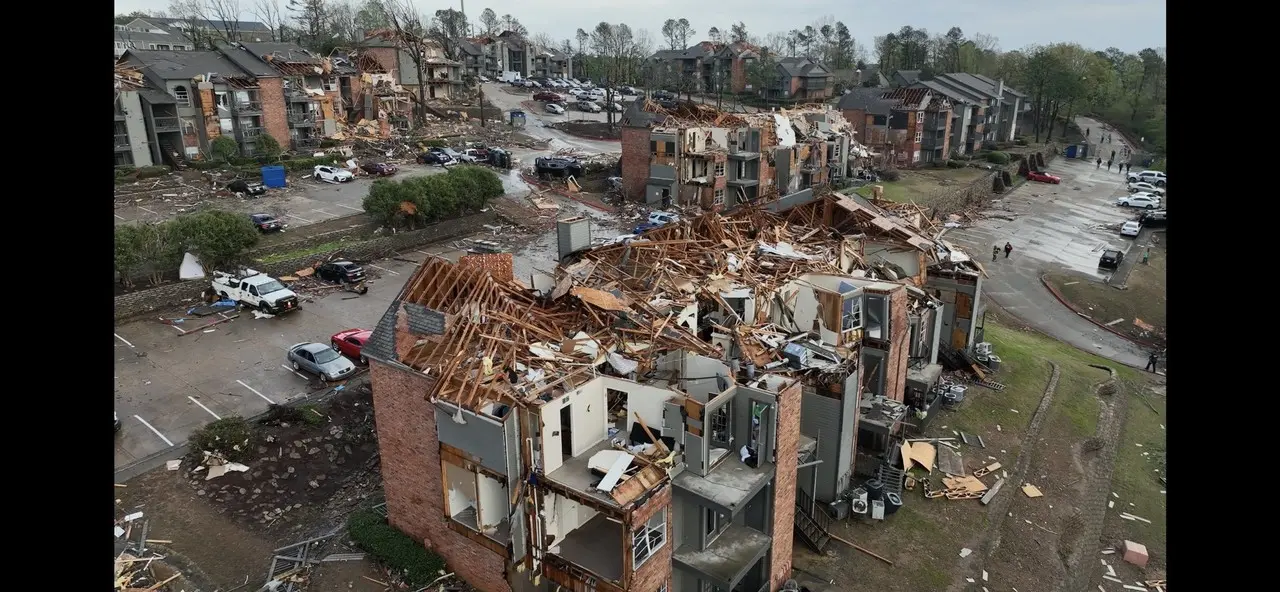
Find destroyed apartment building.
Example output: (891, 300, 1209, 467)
(619, 101, 868, 210)
(356, 30, 466, 134)
(361, 185, 988, 591)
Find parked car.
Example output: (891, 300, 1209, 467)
(454, 150, 480, 164)
(331, 328, 373, 364)
(1027, 171, 1061, 184)
(633, 222, 662, 234)
(417, 151, 454, 166)
(617, 86, 639, 95)
(1126, 182, 1165, 196)
(1098, 249, 1124, 269)
(585, 90, 606, 102)
(360, 162, 398, 176)
(314, 165, 354, 183)
(656, 98, 681, 109)
(1116, 194, 1160, 209)
(1126, 170, 1166, 186)
(534, 157, 584, 178)
(478, 75, 491, 83)
(577, 101, 602, 113)
(249, 213, 285, 233)
(433, 147, 465, 162)
(1139, 210, 1167, 228)
(286, 342, 357, 382)
(651, 90, 675, 100)
(315, 260, 366, 284)
(228, 179, 267, 196)
(567, 88, 587, 97)
(648, 211, 680, 226)
(1120, 220, 1142, 237)
(545, 102, 566, 115)
(212, 270, 299, 314)
(534, 91, 564, 102)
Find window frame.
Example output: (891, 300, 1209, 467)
(632, 510, 667, 569)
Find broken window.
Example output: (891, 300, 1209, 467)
(442, 457, 510, 537)
(219, 118, 234, 134)
(172, 85, 190, 105)
(713, 189, 725, 206)
(842, 294, 862, 331)
(632, 511, 667, 568)
(736, 160, 747, 178)
(709, 400, 733, 449)
(865, 294, 888, 340)
(714, 162, 725, 177)
(323, 76, 338, 91)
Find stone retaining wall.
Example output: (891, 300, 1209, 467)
(114, 211, 497, 321)
(244, 215, 375, 260)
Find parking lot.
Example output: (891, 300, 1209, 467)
(943, 154, 1151, 366)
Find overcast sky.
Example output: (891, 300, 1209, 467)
(115, 0, 1166, 55)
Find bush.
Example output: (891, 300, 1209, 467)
(169, 209, 261, 269)
(115, 166, 137, 178)
(363, 166, 505, 229)
(136, 165, 172, 180)
(1014, 137, 1029, 146)
(946, 160, 966, 169)
(879, 168, 902, 182)
(985, 151, 1010, 165)
(115, 222, 182, 287)
(210, 136, 239, 162)
(348, 508, 446, 586)
(188, 417, 257, 463)
(257, 134, 283, 160)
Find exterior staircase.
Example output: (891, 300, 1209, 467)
(794, 488, 832, 552)
(157, 139, 184, 169)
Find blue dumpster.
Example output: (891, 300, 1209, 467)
(1065, 145, 1078, 159)
(261, 165, 287, 188)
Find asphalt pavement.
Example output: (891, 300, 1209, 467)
(941, 139, 1151, 369)
(482, 83, 621, 154)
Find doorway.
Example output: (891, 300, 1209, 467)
(560, 405, 573, 457)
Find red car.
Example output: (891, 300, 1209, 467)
(360, 162, 398, 176)
(533, 91, 565, 103)
(1027, 171, 1061, 184)
(331, 329, 373, 364)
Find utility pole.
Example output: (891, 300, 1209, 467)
(478, 79, 486, 127)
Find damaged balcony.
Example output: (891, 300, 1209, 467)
(234, 101, 263, 115)
(672, 524, 772, 592)
(152, 116, 180, 133)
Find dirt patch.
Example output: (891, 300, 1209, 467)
(550, 120, 622, 140)
(1045, 236, 1166, 344)
(179, 386, 380, 534)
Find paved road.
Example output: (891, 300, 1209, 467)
(942, 132, 1150, 368)
(483, 83, 621, 154)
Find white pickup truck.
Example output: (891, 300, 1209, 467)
(211, 270, 300, 314)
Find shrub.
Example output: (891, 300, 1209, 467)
(985, 151, 1010, 165)
(348, 508, 447, 586)
(1015, 137, 1029, 147)
(946, 160, 965, 169)
(210, 136, 239, 162)
(169, 209, 261, 269)
(257, 134, 283, 160)
(136, 165, 172, 179)
(188, 417, 257, 463)
(879, 168, 902, 182)
(115, 222, 182, 286)
(364, 167, 505, 229)
(115, 166, 138, 178)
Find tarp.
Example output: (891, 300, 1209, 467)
(179, 252, 205, 280)
(773, 114, 796, 147)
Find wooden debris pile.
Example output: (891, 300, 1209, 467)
(114, 552, 183, 591)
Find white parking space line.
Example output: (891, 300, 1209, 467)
(138, 206, 160, 215)
(281, 364, 310, 380)
(311, 209, 335, 216)
(187, 396, 222, 420)
(287, 213, 314, 223)
(114, 333, 135, 348)
(236, 379, 277, 404)
(367, 263, 400, 275)
(134, 415, 175, 447)
(335, 203, 362, 211)
(115, 214, 127, 221)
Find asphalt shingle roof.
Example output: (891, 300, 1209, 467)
(215, 42, 279, 77)
(121, 49, 253, 82)
(362, 301, 401, 363)
(916, 78, 983, 104)
(836, 87, 896, 116)
(403, 303, 446, 335)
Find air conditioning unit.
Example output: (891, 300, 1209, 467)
(974, 342, 993, 356)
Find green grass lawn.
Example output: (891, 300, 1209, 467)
(854, 168, 990, 205)
(1105, 383, 1166, 565)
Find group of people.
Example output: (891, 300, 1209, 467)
(1097, 158, 1133, 174)
(1085, 127, 1116, 144)
(992, 242, 1013, 261)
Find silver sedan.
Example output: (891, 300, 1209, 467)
(286, 342, 357, 382)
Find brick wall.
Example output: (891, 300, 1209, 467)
(370, 362, 514, 592)
(620, 126, 649, 202)
(883, 287, 910, 403)
(769, 381, 801, 591)
(626, 486, 673, 591)
(259, 78, 290, 148)
(730, 59, 747, 93)
(113, 211, 496, 321)
(365, 47, 401, 82)
(197, 84, 220, 143)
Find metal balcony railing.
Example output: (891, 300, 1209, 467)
(115, 134, 131, 150)
(235, 101, 262, 113)
(152, 116, 180, 132)
(238, 126, 265, 139)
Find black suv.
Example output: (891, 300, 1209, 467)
(1098, 249, 1124, 269)
(316, 260, 367, 283)
(228, 179, 267, 196)
(250, 213, 285, 233)
(1139, 210, 1167, 228)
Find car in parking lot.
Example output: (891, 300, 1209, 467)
(313, 165, 354, 183)
(434, 147, 465, 162)
(1139, 209, 1167, 228)
(1127, 181, 1165, 196)
(228, 179, 267, 196)
(359, 162, 398, 176)
(115, 411, 121, 433)
(1098, 249, 1124, 269)
(286, 342, 357, 382)
(648, 211, 680, 226)
(1126, 170, 1166, 186)
(417, 151, 454, 166)
(605, 102, 625, 113)
(652, 90, 675, 100)
(331, 328, 373, 364)
(533, 90, 565, 103)
(656, 98, 681, 109)
(616, 86, 639, 95)
(1120, 220, 1141, 237)
(478, 75, 491, 83)
(577, 100, 602, 113)
(1116, 194, 1160, 209)
(568, 88, 587, 97)
(633, 222, 662, 234)
(250, 213, 285, 233)
(315, 260, 366, 284)
(1027, 171, 1061, 184)
(545, 102, 566, 115)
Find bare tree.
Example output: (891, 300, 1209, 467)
(590, 22, 645, 130)
(478, 8, 499, 36)
(499, 14, 527, 36)
(575, 28, 589, 54)
(329, 1, 361, 44)
(168, 0, 243, 47)
(352, 0, 389, 37)
(252, 0, 286, 41)
(380, 0, 433, 126)
(530, 32, 557, 51)
(287, 0, 331, 50)
(207, 0, 244, 41)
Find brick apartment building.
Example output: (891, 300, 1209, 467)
(647, 41, 759, 94)
(360, 178, 989, 590)
(837, 87, 953, 167)
(619, 102, 853, 209)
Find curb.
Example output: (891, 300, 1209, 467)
(520, 173, 614, 213)
(1038, 274, 1161, 349)
(113, 378, 368, 484)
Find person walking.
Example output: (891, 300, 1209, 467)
(992, 245, 1000, 261)
(1096, 157, 1102, 169)
(1106, 159, 1113, 171)
(1145, 351, 1159, 373)
(1003, 242, 1013, 259)
(1086, 128, 1091, 138)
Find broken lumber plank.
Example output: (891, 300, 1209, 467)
(828, 533, 894, 566)
(980, 478, 1005, 505)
